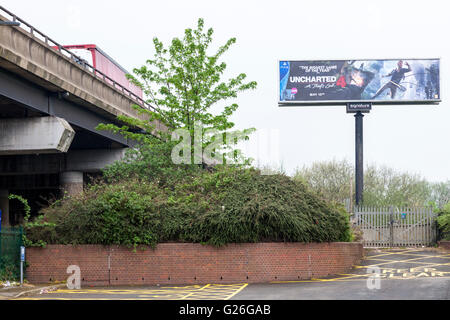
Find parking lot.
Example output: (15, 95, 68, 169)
(16, 248, 450, 300)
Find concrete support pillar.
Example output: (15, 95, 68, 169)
(0, 189, 9, 228)
(60, 171, 84, 197)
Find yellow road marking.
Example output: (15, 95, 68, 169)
(367, 248, 424, 258)
(363, 254, 450, 268)
(358, 261, 450, 269)
(366, 259, 450, 268)
(363, 257, 449, 265)
(224, 283, 248, 300)
(181, 284, 210, 300)
(271, 249, 450, 284)
(21, 282, 249, 300)
(271, 276, 450, 284)
(365, 257, 396, 261)
(367, 250, 450, 260)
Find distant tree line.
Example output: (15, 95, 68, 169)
(293, 159, 450, 209)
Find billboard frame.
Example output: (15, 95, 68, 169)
(278, 58, 442, 106)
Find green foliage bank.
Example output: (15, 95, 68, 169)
(23, 18, 352, 248)
(25, 167, 351, 248)
(437, 204, 450, 241)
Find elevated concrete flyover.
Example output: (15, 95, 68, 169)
(0, 7, 166, 226)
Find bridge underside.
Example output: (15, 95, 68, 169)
(0, 13, 168, 229)
(0, 67, 131, 226)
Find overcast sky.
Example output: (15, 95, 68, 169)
(1, 0, 449, 181)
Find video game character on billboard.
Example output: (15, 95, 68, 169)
(334, 61, 375, 100)
(372, 60, 412, 99)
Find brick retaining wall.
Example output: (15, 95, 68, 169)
(439, 241, 450, 251)
(26, 242, 363, 286)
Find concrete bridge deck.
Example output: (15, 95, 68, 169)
(0, 7, 165, 226)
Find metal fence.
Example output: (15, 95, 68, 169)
(0, 227, 23, 281)
(354, 206, 437, 247)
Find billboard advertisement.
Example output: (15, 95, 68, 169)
(279, 59, 440, 105)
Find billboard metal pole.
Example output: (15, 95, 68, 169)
(355, 111, 364, 206)
(279, 59, 441, 205)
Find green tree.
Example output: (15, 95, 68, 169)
(294, 160, 434, 208)
(98, 19, 258, 180)
(106, 18, 257, 165)
(363, 165, 430, 207)
(437, 203, 450, 240)
(428, 181, 450, 209)
(293, 159, 353, 204)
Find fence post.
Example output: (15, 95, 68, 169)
(389, 206, 394, 247)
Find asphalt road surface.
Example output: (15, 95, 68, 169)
(18, 248, 450, 300)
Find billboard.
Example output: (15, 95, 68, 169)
(279, 59, 440, 105)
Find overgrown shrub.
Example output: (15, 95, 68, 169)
(0, 257, 17, 281)
(348, 223, 364, 243)
(25, 166, 352, 247)
(437, 203, 450, 241)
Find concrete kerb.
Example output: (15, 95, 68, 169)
(0, 283, 66, 300)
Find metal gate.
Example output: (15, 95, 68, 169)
(0, 227, 23, 281)
(354, 207, 437, 247)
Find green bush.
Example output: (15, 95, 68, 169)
(0, 257, 18, 281)
(437, 203, 450, 241)
(25, 166, 352, 248)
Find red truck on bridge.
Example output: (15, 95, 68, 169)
(55, 44, 143, 99)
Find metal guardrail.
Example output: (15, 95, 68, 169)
(0, 6, 156, 113)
